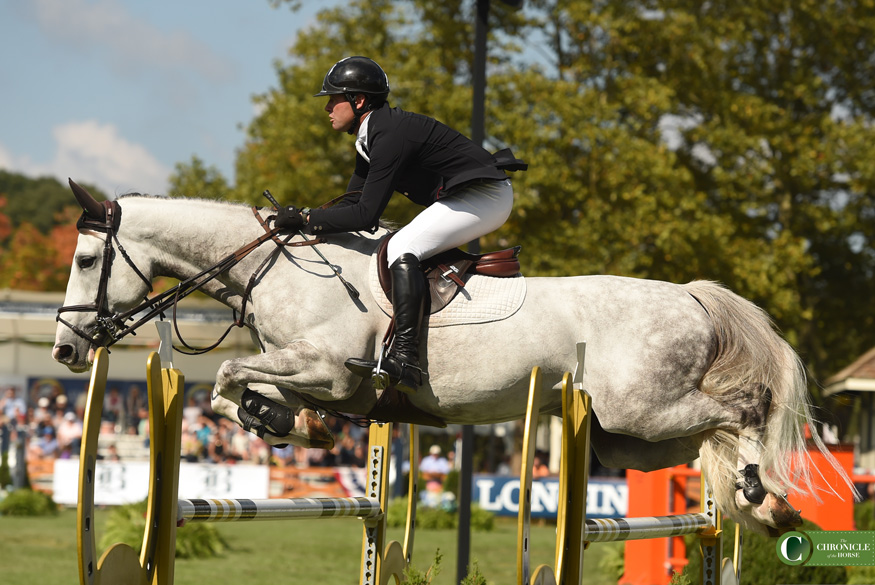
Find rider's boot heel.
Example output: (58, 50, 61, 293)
(344, 357, 378, 378)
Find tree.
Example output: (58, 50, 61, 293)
(168, 156, 232, 200)
(0, 195, 13, 241)
(0, 173, 87, 292)
(236, 0, 875, 395)
(0, 171, 104, 234)
(0, 222, 70, 291)
(50, 207, 81, 272)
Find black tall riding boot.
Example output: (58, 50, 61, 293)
(345, 253, 428, 394)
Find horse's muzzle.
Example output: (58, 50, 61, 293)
(52, 343, 93, 373)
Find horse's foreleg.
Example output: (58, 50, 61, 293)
(210, 342, 355, 448)
(211, 385, 332, 449)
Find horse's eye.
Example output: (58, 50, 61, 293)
(78, 256, 96, 269)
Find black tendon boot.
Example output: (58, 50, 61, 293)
(346, 253, 427, 394)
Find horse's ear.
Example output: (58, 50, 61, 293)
(69, 178, 105, 220)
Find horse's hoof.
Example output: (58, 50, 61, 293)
(736, 489, 803, 533)
(763, 493, 803, 529)
(301, 408, 335, 450)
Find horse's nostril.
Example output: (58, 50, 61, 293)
(52, 344, 74, 361)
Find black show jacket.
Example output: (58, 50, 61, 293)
(306, 103, 524, 234)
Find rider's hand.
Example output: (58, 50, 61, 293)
(275, 206, 305, 231)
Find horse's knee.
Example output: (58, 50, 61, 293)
(729, 384, 771, 429)
(215, 359, 240, 390)
(211, 361, 246, 416)
(210, 389, 237, 420)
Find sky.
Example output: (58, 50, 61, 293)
(0, 0, 334, 198)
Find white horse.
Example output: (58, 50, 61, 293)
(53, 181, 850, 535)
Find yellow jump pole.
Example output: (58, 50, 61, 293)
(76, 349, 184, 585)
(361, 422, 392, 585)
(517, 366, 543, 585)
(145, 353, 184, 585)
(519, 342, 592, 585)
(698, 476, 724, 585)
(558, 343, 592, 585)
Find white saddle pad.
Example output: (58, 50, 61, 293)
(368, 252, 526, 327)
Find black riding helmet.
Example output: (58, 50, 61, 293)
(315, 57, 390, 133)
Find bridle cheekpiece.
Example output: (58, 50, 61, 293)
(57, 197, 154, 348)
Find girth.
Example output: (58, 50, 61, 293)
(376, 234, 522, 313)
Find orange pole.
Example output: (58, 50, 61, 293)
(621, 468, 673, 585)
(667, 466, 690, 577)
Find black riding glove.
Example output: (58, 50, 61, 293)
(275, 206, 305, 231)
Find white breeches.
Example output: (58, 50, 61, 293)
(387, 178, 514, 265)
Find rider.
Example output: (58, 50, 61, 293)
(275, 56, 526, 395)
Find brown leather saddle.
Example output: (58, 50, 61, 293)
(376, 234, 522, 313)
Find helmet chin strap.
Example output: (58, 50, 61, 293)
(345, 93, 369, 135)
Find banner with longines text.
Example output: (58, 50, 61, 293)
(473, 475, 627, 518)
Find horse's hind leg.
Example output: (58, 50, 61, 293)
(591, 379, 772, 443)
(593, 372, 803, 534)
(589, 415, 703, 471)
(725, 435, 802, 536)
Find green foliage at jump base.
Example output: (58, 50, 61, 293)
(0, 488, 58, 517)
(101, 500, 227, 559)
(386, 497, 495, 532)
(402, 549, 488, 585)
(847, 500, 875, 584)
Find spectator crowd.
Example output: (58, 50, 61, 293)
(0, 382, 388, 470)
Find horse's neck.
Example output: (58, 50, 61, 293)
(121, 197, 383, 306)
(123, 198, 265, 290)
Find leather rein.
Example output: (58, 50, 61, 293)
(56, 201, 321, 354)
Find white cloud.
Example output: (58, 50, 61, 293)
(25, 0, 234, 83)
(0, 121, 170, 197)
